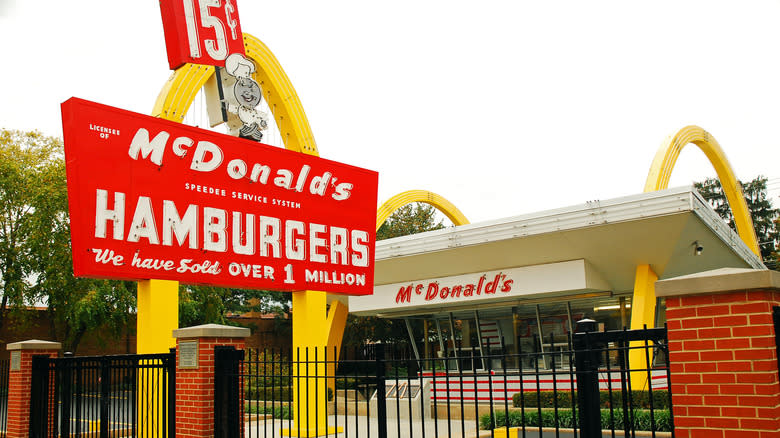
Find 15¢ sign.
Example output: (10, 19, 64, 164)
(159, 0, 245, 69)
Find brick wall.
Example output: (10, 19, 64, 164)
(658, 269, 780, 438)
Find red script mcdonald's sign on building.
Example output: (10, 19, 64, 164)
(61, 97, 378, 295)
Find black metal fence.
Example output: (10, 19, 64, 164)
(0, 358, 8, 437)
(218, 324, 673, 438)
(29, 351, 175, 438)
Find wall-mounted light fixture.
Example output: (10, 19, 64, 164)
(692, 241, 703, 256)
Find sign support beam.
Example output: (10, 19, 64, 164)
(137, 279, 179, 353)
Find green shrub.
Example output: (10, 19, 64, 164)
(243, 351, 292, 387)
(480, 408, 671, 432)
(512, 390, 670, 410)
(244, 385, 292, 401)
(601, 408, 672, 432)
(245, 404, 292, 419)
(245, 385, 334, 402)
(512, 391, 577, 409)
(601, 390, 670, 410)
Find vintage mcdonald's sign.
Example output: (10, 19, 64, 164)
(61, 97, 378, 295)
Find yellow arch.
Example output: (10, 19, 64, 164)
(152, 33, 318, 156)
(644, 125, 760, 257)
(629, 125, 762, 388)
(376, 190, 470, 231)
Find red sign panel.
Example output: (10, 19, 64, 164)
(61, 98, 378, 295)
(159, 0, 246, 70)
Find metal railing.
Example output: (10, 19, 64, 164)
(29, 351, 175, 438)
(218, 325, 673, 438)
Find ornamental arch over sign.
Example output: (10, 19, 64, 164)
(376, 190, 470, 231)
(644, 125, 760, 258)
(152, 33, 318, 156)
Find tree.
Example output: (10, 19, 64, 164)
(343, 203, 445, 347)
(179, 285, 290, 326)
(694, 176, 779, 268)
(0, 129, 135, 352)
(376, 202, 445, 241)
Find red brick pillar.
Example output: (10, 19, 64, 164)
(5, 340, 61, 438)
(173, 323, 250, 438)
(656, 268, 780, 438)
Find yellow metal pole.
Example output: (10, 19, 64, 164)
(136, 279, 178, 438)
(136, 279, 179, 353)
(628, 265, 658, 390)
(282, 290, 341, 437)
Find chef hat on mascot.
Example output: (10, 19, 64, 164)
(225, 53, 255, 79)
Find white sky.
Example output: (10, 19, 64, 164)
(2, 0, 780, 223)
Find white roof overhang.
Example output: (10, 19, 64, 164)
(350, 187, 765, 317)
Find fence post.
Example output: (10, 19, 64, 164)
(214, 346, 244, 438)
(574, 319, 601, 438)
(167, 347, 176, 438)
(29, 356, 50, 438)
(59, 352, 73, 436)
(375, 343, 388, 438)
(6, 340, 60, 438)
(100, 357, 111, 437)
(172, 324, 249, 438)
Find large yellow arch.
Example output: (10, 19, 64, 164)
(644, 125, 760, 257)
(376, 190, 470, 231)
(629, 125, 762, 388)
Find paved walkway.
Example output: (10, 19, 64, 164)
(244, 415, 479, 438)
(243, 416, 672, 438)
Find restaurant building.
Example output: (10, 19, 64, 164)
(349, 186, 763, 399)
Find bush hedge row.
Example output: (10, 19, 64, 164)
(480, 408, 672, 432)
(245, 386, 334, 401)
(512, 390, 670, 410)
(245, 404, 292, 419)
(245, 386, 293, 401)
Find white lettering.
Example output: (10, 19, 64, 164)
(172, 136, 194, 157)
(127, 196, 159, 244)
(162, 201, 198, 248)
(351, 230, 369, 267)
(329, 227, 348, 265)
(203, 207, 227, 252)
(190, 141, 223, 172)
(232, 212, 255, 255)
(128, 128, 169, 166)
(285, 220, 305, 260)
(309, 223, 327, 263)
(259, 216, 280, 258)
(227, 159, 247, 179)
(95, 189, 125, 240)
